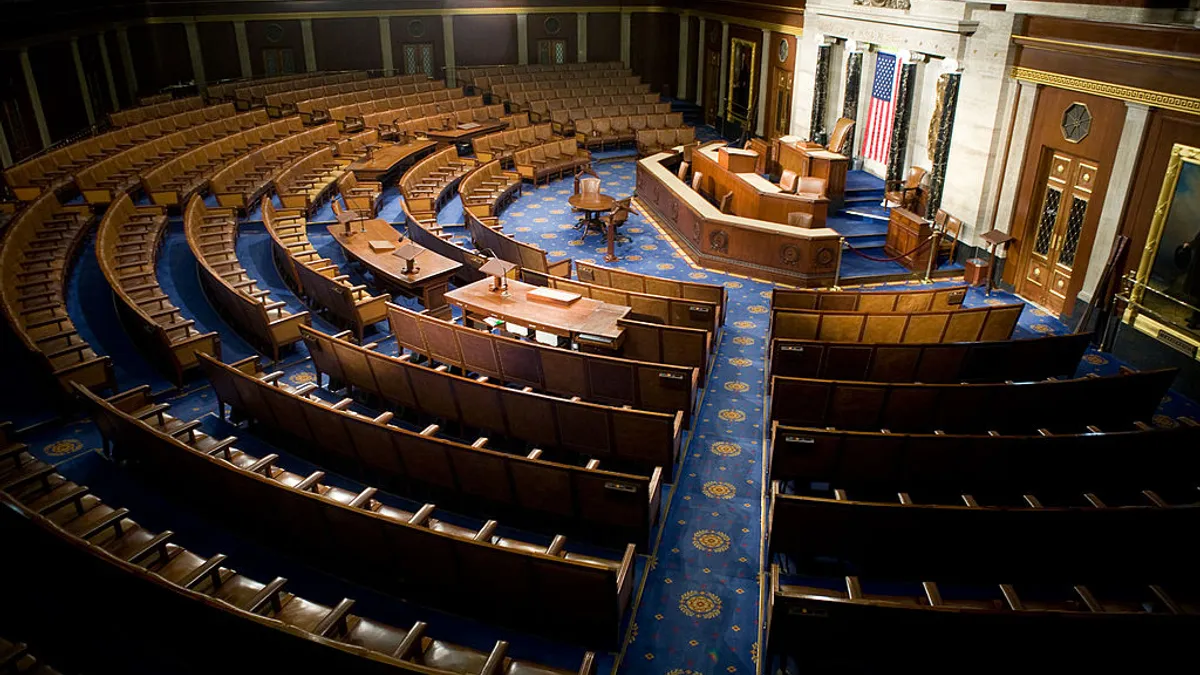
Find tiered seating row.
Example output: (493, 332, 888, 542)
(388, 304, 697, 422)
(636, 128, 699, 155)
(769, 367, 1177, 433)
(77, 109, 271, 204)
(141, 116, 300, 207)
(575, 114, 687, 151)
(399, 146, 477, 215)
(266, 73, 429, 118)
(330, 88, 465, 129)
(402, 199, 489, 284)
(513, 139, 591, 185)
(768, 331, 1093, 383)
(4, 103, 236, 200)
(80, 381, 635, 648)
(207, 72, 311, 104)
(0, 192, 114, 393)
(229, 71, 366, 111)
(464, 212, 572, 278)
(523, 270, 721, 335)
(458, 61, 626, 87)
(575, 260, 727, 321)
(208, 123, 343, 209)
(109, 95, 203, 127)
(382, 104, 507, 141)
(184, 197, 310, 361)
(504, 80, 649, 104)
(0, 425, 601, 674)
(458, 160, 522, 219)
(96, 195, 220, 384)
(472, 123, 556, 163)
(298, 78, 445, 125)
(773, 284, 968, 311)
(304, 325, 680, 482)
(769, 304, 1024, 343)
(262, 199, 387, 340)
(274, 146, 352, 214)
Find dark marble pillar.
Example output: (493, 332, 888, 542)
(885, 60, 918, 186)
(841, 50, 863, 156)
(809, 43, 832, 144)
(925, 70, 961, 219)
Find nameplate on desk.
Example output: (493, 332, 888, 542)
(457, 122, 482, 130)
(604, 482, 639, 494)
(658, 371, 685, 381)
(782, 434, 816, 445)
(780, 345, 805, 352)
(688, 305, 711, 314)
(527, 287, 581, 306)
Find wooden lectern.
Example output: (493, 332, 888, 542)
(884, 208, 933, 272)
(979, 229, 1016, 296)
(718, 147, 759, 174)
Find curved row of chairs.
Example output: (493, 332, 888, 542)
(457, 61, 624, 83)
(77, 109, 272, 204)
(401, 199, 490, 284)
(542, 107, 675, 138)
(263, 198, 388, 340)
(208, 123, 344, 210)
(330, 87, 465, 130)
(1, 430, 601, 674)
(522, 270, 721, 335)
(526, 95, 665, 117)
(224, 71, 367, 111)
(265, 73, 429, 119)
(575, 260, 727, 320)
(772, 284, 968, 311)
(458, 159, 522, 220)
(463, 208, 572, 277)
(4, 102, 237, 201)
(513, 139, 591, 185)
(769, 302, 1024, 344)
(471, 123, 556, 164)
(270, 146, 349, 214)
(79, 381, 635, 649)
(399, 146, 477, 216)
(503, 81, 649, 104)
(109, 94, 204, 127)
(184, 198, 310, 362)
(0, 192, 114, 394)
(575, 114, 686, 151)
(96, 195, 221, 384)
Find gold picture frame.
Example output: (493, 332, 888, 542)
(1123, 142, 1200, 360)
(726, 37, 758, 125)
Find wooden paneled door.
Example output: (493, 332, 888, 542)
(703, 49, 721, 125)
(1019, 151, 1101, 315)
(768, 66, 792, 139)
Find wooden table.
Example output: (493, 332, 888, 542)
(426, 121, 508, 147)
(445, 277, 630, 342)
(569, 193, 618, 261)
(884, 207, 933, 272)
(347, 140, 437, 182)
(327, 219, 460, 318)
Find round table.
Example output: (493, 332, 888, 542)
(569, 193, 619, 261)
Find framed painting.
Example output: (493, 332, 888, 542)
(726, 38, 758, 124)
(1124, 143, 1200, 359)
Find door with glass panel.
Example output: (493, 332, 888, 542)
(403, 43, 435, 78)
(1020, 151, 1101, 315)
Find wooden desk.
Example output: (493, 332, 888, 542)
(568, 193, 618, 262)
(719, 147, 759, 173)
(884, 207, 933, 272)
(445, 278, 631, 342)
(692, 142, 829, 226)
(777, 140, 849, 210)
(347, 140, 437, 182)
(426, 121, 508, 145)
(328, 219, 460, 318)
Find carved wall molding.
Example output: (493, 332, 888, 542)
(1010, 66, 1200, 117)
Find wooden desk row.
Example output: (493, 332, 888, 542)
(691, 142, 829, 226)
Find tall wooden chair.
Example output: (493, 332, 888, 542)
(827, 117, 856, 154)
(885, 166, 927, 211)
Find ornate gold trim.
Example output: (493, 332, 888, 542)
(726, 37, 759, 124)
(1130, 143, 1200, 305)
(1015, 35, 1200, 66)
(1010, 66, 1200, 116)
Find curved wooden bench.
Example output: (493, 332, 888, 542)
(464, 213, 572, 277)
(399, 146, 477, 217)
(769, 367, 1178, 433)
(296, 78, 442, 123)
(334, 88, 466, 132)
(196, 351, 660, 550)
(772, 284, 970, 311)
(388, 303, 698, 426)
(768, 418, 1200, 492)
(80, 382, 636, 649)
(575, 260, 727, 322)
(471, 123, 555, 163)
(264, 73, 425, 118)
(769, 482, 1198, 582)
(109, 95, 203, 127)
(183, 197, 310, 361)
(768, 331, 1093, 382)
(458, 160, 522, 219)
(262, 198, 387, 340)
(513, 138, 591, 185)
(769, 303, 1024, 343)
(208, 123, 341, 210)
(402, 199, 489, 285)
(2, 434, 600, 674)
(0, 192, 115, 393)
(273, 146, 348, 214)
(303, 325, 681, 480)
(97, 195, 220, 384)
(767, 565, 1199, 669)
(230, 71, 366, 111)
(523, 269, 721, 334)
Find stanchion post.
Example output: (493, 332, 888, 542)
(832, 237, 845, 290)
(922, 230, 940, 284)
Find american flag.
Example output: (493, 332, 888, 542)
(862, 52, 902, 164)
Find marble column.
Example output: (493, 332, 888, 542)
(992, 80, 1039, 244)
(117, 27, 138, 101)
(885, 60, 918, 186)
(694, 18, 706, 107)
(19, 49, 51, 148)
(380, 18, 394, 75)
(301, 19, 317, 72)
(443, 17, 457, 87)
(756, 29, 771, 136)
(717, 22, 729, 117)
(1079, 102, 1151, 301)
(577, 13, 588, 62)
(924, 69, 961, 219)
(184, 20, 207, 90)
(98, 32, 120, 111)
(809, 43, 832, 144)
(517, 14, 529, 65)
(620, 11, 632, 68)
(676, 14, 689, 100)
(234, 21, 253, 78)
(70, 39, 96, 126)
(841, 48, 864, 157)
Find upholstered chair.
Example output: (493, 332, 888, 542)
(796, 176, 828, 199)
(779, 170, 799, 194)
(885, 166, 927, 210)
(677, 161, 691, 182)
(788, 212, 814, 229)
(827, 117, 856, 154)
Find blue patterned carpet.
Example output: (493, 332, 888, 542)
(8, 143, 1200, 673)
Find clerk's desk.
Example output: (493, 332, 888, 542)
(776, 136, 849, 210)
(690, 142, 829, 227)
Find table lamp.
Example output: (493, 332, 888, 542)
(393, 240, 421, 276)
(479, 257, 517, 297)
